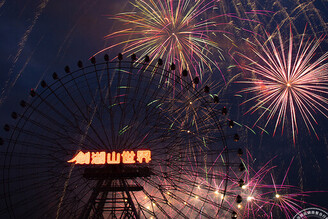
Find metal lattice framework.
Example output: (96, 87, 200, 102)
(0, 54, 242, 219)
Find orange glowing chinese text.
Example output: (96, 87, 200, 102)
(122, 151, 136, 164)
(137, 150, 151, 163)
(91, 152, 106, 164)
(107, 151, 121, 164)
(67, 150, 151, 165)
(67, 151, 90, 164)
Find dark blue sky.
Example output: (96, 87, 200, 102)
(0, 0, 327, 216)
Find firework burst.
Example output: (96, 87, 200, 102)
(95, 0, 234, 80)
(239, 26, 328, 143)
(228, 150, 325, 218)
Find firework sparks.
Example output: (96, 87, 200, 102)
(239, 26, 328, 143)
(228, 150, 325, 218)
(95, 0, 237, 80)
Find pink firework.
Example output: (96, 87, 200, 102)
(227, 150, 326, 218)
(239, 26, 328, 143)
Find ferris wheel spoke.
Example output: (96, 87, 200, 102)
(55, 78, 110, 148)
(15, 101, 103, 150)
(89, 64, 113, 148)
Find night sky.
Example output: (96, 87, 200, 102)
(0, 0, 328, 217)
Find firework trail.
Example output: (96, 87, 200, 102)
(0, 0, 50, 105)
(217, 0, 328, 38)
(238, 26, 328, 143)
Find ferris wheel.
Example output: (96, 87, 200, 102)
(0, 54, 243, 219)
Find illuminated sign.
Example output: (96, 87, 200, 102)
(67, 150, 151, 165)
